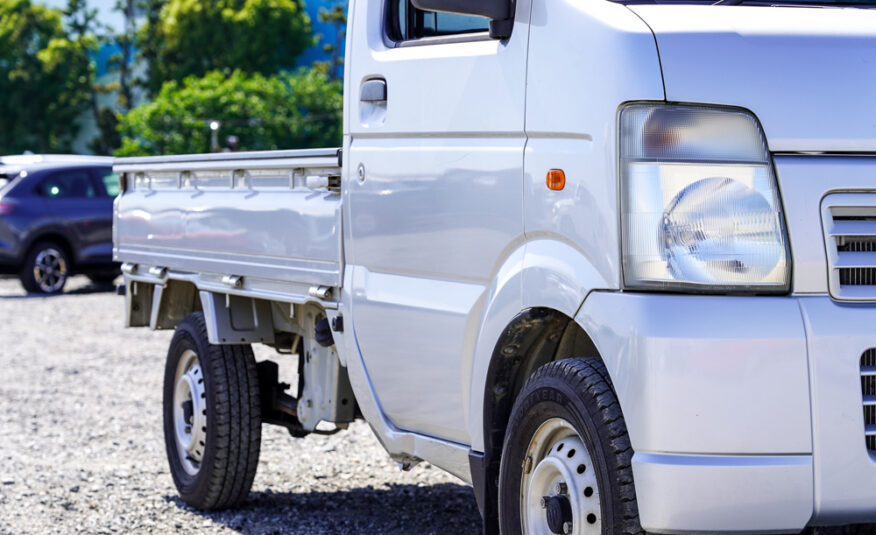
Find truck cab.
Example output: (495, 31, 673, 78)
(114, 0, 876, 533)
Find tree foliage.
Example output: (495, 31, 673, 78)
(109, 0, 139, 112)
(315, 1, 346, 81)
(0, 0, 343, 156)
(117, 69, 342, 156)
(140, 0, 313, 96)
(0, 0, 95, 153)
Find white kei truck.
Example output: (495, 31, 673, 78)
(113, 0, 876, 533)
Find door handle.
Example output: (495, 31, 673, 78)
(360, 79, 387, 103)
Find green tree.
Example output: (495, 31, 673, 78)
(117, 69, 341, 156)
(315, 1, 346, 82)
(110, 0, 139, 112)
(61, 0, 124, 156)
(139, 0, 313, 96)
(87, 0, 142, 155)
(0, 0, 94, 153)
(136, 0, 165, 96)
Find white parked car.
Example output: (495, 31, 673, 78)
(113, 0, 876, 533)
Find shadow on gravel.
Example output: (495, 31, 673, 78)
(168, 483, 483, 535)
(0, 283, 118, 299)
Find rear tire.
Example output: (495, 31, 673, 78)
(19, 241, 69, 294)
(163, 312, 262, 510)
(87, 272, 119, 286)
(499, 358, 645, 534)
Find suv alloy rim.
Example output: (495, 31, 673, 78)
(173, 349, 207, 476)
(33, 248, 67, 293)
(522, 418, 602, 534)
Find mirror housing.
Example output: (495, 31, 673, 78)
(410, 0, 515, 39)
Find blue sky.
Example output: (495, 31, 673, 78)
(38, 0, 125, 30)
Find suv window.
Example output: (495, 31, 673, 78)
(388, 1, 489, 41)
(39, 171, 97, 199)
(97, 168, 121, 197)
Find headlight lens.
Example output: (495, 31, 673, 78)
(620, 104, 790, 291)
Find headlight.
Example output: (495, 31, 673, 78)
(620, 104, 790, 292)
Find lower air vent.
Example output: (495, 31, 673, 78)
(862, 349, 876, 453)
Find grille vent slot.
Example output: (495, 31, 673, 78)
(862, 349, 876, 453)
(821, 195, 876, 301)
(835, 222, 876, 287)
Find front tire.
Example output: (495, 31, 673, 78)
(499, 359, 645, 535)
(163, 312, 262, 510)
(19, 242, 69, 294)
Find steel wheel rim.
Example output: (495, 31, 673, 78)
(521, 418, 602, 535)
(173, 349, 207, 476)
(33, 248, 67, 293)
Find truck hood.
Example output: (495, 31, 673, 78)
(629, 5, 876, 153)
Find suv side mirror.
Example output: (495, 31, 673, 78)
(410, 0, 515, 39)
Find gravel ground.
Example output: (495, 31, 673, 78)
(0, 276, 482, 534)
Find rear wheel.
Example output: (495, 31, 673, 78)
(19, 242, 69, 294)
(87, 272, 119, 286)
(163, 312, 262, 510)
(499, 358, 645, 535)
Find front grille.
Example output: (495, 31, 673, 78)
(837, 234, 876, 286)
(862, 349, 876, 452)
(821, 194, 876, 301)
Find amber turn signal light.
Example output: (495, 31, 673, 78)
(546, 169, 565, 191)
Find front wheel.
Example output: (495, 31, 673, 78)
(499, 359, 646, 535)
(163, 312, 262, 510)
(19, 242, 69, 294)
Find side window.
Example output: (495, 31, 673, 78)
(39, 171, 96, 199)
(388, 0, 489, 41)
(97, 169, 121, 197)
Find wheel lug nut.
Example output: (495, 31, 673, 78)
(184, 426, 191, 434)
(554, 482, 568, 495)
(540, 496, 548, 509)
(562, 521, 573, 534)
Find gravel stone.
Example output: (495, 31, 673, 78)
(0, 276, 482, 534)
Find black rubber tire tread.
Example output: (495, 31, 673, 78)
(807, 526, 876, 534)
(86, 272, 119, 286)
(498, 358, 646, 534)
(18, 241, 68, 295)
(163, 312, 261, 511)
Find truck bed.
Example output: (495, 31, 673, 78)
(113, 149, 343, 297)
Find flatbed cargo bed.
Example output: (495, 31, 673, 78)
(113, 148, 343, 300)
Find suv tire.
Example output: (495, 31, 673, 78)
(19, 241, 69, 295)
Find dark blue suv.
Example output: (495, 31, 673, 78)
(0, 161, 120, 294)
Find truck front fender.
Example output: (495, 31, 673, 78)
(467, 238, 612, 452)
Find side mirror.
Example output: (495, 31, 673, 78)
(410, 0, 515, 39)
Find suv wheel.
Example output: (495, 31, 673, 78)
(19, 242, 69, 295)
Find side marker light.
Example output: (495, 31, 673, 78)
(547, 169, 566, 191)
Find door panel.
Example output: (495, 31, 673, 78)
(351, 267, 485, 441)
(39, 169, 111, 263)
(345, 0, 530, 443)
(87, 168, 117, 261)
